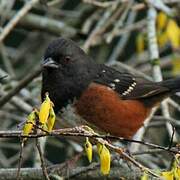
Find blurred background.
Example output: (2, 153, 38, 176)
(0, 0, 180, 179)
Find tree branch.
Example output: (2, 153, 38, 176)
(0, 0, 40, 42)
(0, 66, 42, 108)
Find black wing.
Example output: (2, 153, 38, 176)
(94, 65, 169, 100)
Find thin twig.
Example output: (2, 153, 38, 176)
(0, 10, 77, 36)
(36, 138, 50, 180)
(83, 2, 119, 51)
(0, 128, 179, 154)
(106, 0, 133, 43)
(0, 43, 15, 77)
(168, 98, 180, 112)
(168, 125, 176, 150)
(107, 10, 137, 64)
(0, 66, 42, 108)
(83, 0, 116, 8)
(105, 19, 147, 42)
(147, 0, 174, 16)
(16, 139, 25, 180)
(0, 0, 40, 43)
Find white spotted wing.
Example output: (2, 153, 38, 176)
(94, 65, 169, 100)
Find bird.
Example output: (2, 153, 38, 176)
(41, 37, 180, 138)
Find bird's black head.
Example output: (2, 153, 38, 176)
(41, 37, 98, 112)
(43, 37, 89, 70)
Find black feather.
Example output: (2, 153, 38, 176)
(159, 77, 180, 93)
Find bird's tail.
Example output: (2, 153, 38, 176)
(160, 77, 180, 94)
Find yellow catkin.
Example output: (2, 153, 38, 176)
(84, 137, 93, 163)
(173, 154, 180, 179)
(157, 31, 168, 47)
(136, 34, 145, 54)
(46, 104, 56, 132)
(39, 92, 51, 124)
(157, 12, 168, 30)
(22, 110, 37, 140)
(174, 167, 180, 179)
(166, 20, 180, 49)
(172, 57, 180, 76)
(97, 143, 111, 175)
(161, 171, 174, 180)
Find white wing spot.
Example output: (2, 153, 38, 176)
(109, 83, 116, 89)
(131, 82, 136, 87)
(114, 79, 120, 83)
(129, 87, 133, 90)
(102, 70, 106, 73)
(122, 79, 136, 96)
(122, 91, 128, 96)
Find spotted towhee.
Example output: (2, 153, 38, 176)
(41, 38, 180, 138)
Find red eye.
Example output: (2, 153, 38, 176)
(64, 56, 71, 63)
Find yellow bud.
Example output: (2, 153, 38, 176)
(157, 12, 168, 30)
(158, 32, 168, 47)
(174, 167, 180, 179)
(172, 57, 180, 76)
(39, 92, 51, 124)
(166, 19, 180, 49)
(22, 110, 37, 140)
(173, 154, 180, 179)
(46, 105, 56, 132)
(97, 143, 103, 155)
(84, 137, 93, 163)
(161, 171, 174, 180)
(136, 34, 145, 54)
(97, 143, 111, 175)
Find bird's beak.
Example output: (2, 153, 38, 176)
(42, 57, 59, 69)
